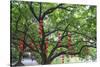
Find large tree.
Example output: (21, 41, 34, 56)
(11, 1, 96, 65)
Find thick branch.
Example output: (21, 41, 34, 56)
(45, 29, 58, 36)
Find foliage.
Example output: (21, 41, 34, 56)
(11, 1, 96, 65)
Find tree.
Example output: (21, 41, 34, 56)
(11, 1, 96, 65)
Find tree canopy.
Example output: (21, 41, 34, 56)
(11, 1, 96, 66)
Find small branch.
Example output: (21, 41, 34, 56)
(45, 29, 58, 36)
(70, 31, 96, 41)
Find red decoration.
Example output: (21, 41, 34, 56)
(45, 38, 48, 55)
(46, 38, 48, 41)
(58, 32, 61, 47)
(38, 16, 43, 38)
(58, 32, 61, 35)
(39, 16, 43, 20)
(37, 44, 40, 48)
(39, 26, 42, 30)
(61, 55, 64, 63)
(45, 42, 48, 46)
(68, 32, 71, 37)
(30, 42, 34, 49)
(18, 38, 24, 53)
(68, 32, 71, 48)
(62, 60, 64, 63)
(38, 29, 42, 34)
(58, 32, 65, 63)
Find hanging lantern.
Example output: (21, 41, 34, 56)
(67, 32, 75, 57)
(58, 32, 61, 47)
(61, 55, 64, 63)
(37, 44, 40, 48)
(38, 29, 42, 34)
(58, 32, 64, 63)
(18, 38, 24, 53)
(30, 41, 34, 49)
(38, 16, 43, 38)
(68, 32, 71, 37)
(68, 32, 71, 49)
(45, 38, 48, 55)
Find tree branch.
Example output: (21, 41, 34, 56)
(39, 2, 42, 18)
(48, 23, 70, 59)
(50, 44, 96, 62)
(45, 18, 69, 36)
(70, 31, 96, 41)
(28, 2, 39, 21)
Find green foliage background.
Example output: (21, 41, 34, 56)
(11, 1, 96, 64)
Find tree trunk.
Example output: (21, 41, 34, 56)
(14, 52, 24, 66)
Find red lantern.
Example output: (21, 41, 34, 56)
(38, 26, 42, 38)
(39, 34, 42, 38)
(37, 44, 40, 48)
(40, 20, 42, 23)
(19, 44, 23, 50)
(39, 16, 43, 27)
(68, 32, 71, 37)
(45, 42, 48, 46)
(39, 26, 42, 31)
(40, 16, 43, 21)
(68, 32, 71, 48)
(38, 16, 43, 38)
(45, 38, 48, 55)
(39, 22, 43, 27)
(61, 55, 64, 63)
(38, 29, 42, 34)
(58, 32, 61, 35)
(62, 60, 64, 63)
(30, 42, 34, 49)
(46, 38, 48, 41)
(62, 55, 64, 58)
(18, 38, 24, 53)
(58, 32, 62, 47)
